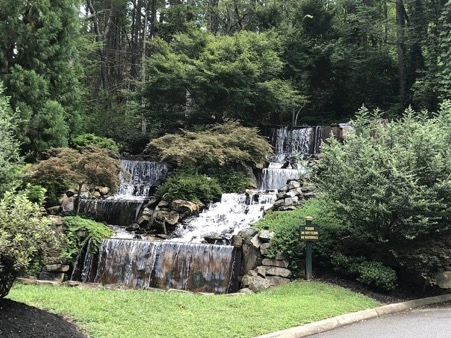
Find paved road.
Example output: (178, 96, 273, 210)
(309, 303, 451, 338)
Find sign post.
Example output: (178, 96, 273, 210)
(300, 216, 319, 281)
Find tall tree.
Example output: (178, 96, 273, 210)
(0, 0, 84, 160)
(0, 84, 23, 198)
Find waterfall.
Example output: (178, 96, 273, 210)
(269, 126, 322, 164)
(116, 160, 169, 198)
(172, 192, 276, 243)
(84, 239, 240, 293)
(258, 168, 302, 191)
(78, 160, 169, 226)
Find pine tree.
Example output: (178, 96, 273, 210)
(0, 0, 84, 160)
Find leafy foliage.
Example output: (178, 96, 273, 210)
(155, 172, 222, 203)
(0, 83, 23, 198)
(144, 30, 303, 129)
(0, 1, 84, 160)
(61, 216, 112, 262)
(72, 134, 119, 152)
(255, 197, 344, 277)
(316, 102, 451, 280)
(27, 146, 121, 207)
(0, 192, 60, 298)
(145, 122, 272, 170)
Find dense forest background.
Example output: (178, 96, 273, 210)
(1, 0, 451, 160)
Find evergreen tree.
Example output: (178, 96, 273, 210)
(0, 84, 23, 198)
(0, 0, 84, 160)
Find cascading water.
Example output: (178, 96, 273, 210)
(172, 192, 277, 243)
(81, 239, 240, 293)
(173, 126, 322, 242)
(269, 126, 322, 163)
(72, 127, 321, 292)
(257, 126, 322, 191)
(78, 160, 169, 226)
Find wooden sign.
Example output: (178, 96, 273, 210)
(300, 225, 320, 241)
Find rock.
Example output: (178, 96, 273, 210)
(171, 200, 199, 214)
(136, 214, 152, 228)
(61, 195, 74, 212)
(145, 196, 159, 208)
(275, 253, 287, 261)
(47, 205, 62, 215)
(258, 230, 274, 242)
(250, 233, 262, 248)
(248, 275, 272, 292)
(238, 288, 254, 295)
(262, 258, 289, 268)
(436, 271, 451, 288)
(203, 234, 223, 244)
(43, 264, 70, 272)
(157, 200, 170, 208)
(98, 186, 110, 195)
(284, 197, 294, 206)
(48, 215, 63, 226)
(154, 210, 180, 226)
(257, 266, 292, 278)
(287, 180, 301, 189)
(260, 242, 271, 255)
(38, 271, 65, 283)
(267, 276, 290, 287)
(237, 228, 259, 244)
(142, 208, 154, 216)
(231, 235, 243, 247)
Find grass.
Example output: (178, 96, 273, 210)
(7, 280, 379, 338)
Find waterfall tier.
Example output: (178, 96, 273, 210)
(78, 160, 168, 226)
(82, 239, 240, 293)
(268, 126, 322, 164)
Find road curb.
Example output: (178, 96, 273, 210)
(256, 293, 451, 338)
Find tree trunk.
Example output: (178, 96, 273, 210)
(396, 0, 407, 109)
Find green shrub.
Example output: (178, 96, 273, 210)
(205, 168, 251, 193)
(357, 261, 397, 292)
(72, 133, 119, 152)
(155, 172, 222, 203)
(329, 253, 397, 292)
(0, 192, 60, 298)
(255, 197, 346, 277)
(24, 184, 47, 205)
(61, 216, 113, 262)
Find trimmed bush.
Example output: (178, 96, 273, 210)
(357, 261, 397, 292)
(155, 172, 222, 203)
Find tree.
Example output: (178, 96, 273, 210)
(0, 83, 23, 198)
(316, 102, 451, 280)
(0, 191, 60, 298)
(144, 122, 272, 171)
(28, 147, 121, 209)
(144, 29, 303, 132)
(0, 0, 84, 160)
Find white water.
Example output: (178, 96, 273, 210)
(78, 160, 168, 226)
(172, 192, 277, 243)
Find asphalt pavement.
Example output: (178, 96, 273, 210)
(309, 302, 451, 338)
(256, 294, 451, 338)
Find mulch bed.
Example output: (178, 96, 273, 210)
(0, 298, 87, 338)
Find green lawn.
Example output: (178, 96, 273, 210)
(7, 281, 379, 338)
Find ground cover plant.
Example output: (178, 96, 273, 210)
(7, 281, 379, 338)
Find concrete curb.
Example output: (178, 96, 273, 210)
(256, 293, 451, 338)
